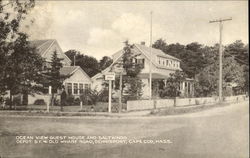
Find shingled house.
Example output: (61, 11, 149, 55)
(28, 39, 91, 104)
(92, 42, 194, 99)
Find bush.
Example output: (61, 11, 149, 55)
(4, 97, 22, 106)
(5, 97, 11, 105)
(34, 99, 46, 105)
(98, 89, 109, 102)
(74, 98, 81, 105)
(66, 95, 75, 106)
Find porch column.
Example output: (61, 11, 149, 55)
(163, 79, 167, 87)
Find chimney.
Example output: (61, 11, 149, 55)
(141, 41, 145, 45)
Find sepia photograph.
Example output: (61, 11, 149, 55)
(0, 0, 249, 157)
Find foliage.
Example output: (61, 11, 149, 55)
(153, 39, 216, 78)
(0, 0, 37, 108)
(160, 70, 187, 98)
(123, 77, 143, 101)
(98, 88, 109, 102)
(65, 50, 100, 77)
(80, 89, 100, 105)
(42, 51, 70, 106)
(113, 41, 144, 101)
(43, 51, 66, 90)
(99, 56, 113, 71)
(153, 38, 249, 96)
(34, 99, 46, 105)
(195, 57, 245, 97)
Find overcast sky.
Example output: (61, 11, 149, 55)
(21, 1, 248, 59)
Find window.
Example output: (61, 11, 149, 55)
(74, 83, 78, 94)
(84, 84, 89, 90)
(67, 83, 72, 95)
(79, 83, 83, 94)
(166, 60, 169, 66)
(163, 60, 165, 66)
(137, 59, 145, 68)
(158, 58, 161, 64)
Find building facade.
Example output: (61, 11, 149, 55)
(28, 39, 91, 104)
(92, 42, 194, 99)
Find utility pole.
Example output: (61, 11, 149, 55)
(209, 18, 232, 102)
(149, 11, 153, 100)
(73, 55, 76, 66)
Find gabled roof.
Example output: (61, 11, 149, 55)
(29, 39, 55, 56)
(29, 39, 71, 64)
(60, 66, 91, 81)
(135, 44, 181, 61)
(92, 44, 182, 80)
(60, 66, 78, 76)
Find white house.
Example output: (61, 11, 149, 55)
(92, 42, 194, 99)
(28, 39, 91, 104)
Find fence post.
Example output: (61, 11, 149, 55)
(80, 101, 83, 110)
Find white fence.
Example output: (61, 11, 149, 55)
(126, 95, 248, 111)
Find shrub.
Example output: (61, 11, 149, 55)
(54, 98, 60, 106)
(98, 89, 109, 102)
(74, 98, 81, 105)
(5, 97, 11, 105)
(34, 99, 46, 105)
(66, 95, 75, 106)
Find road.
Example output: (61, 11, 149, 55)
(0, 101, 249, 158)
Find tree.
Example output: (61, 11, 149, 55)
(152, 39, 217, 78)
(65, 50, 100, 77)
(0, 0, 35, 99)
(4, 33, 44, 108)
(195, 56, 245, 97)
(152, 38, 168, 52)
(160, 70, 187, 98)
(43, 51, 70, 108)
(99, 56, 113, 71)
(114, 41, 144, 102)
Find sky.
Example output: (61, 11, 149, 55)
(20, 1, 248, 59)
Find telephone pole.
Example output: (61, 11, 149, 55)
(149, 11, 153, 100)
(209, 18, 232, 102)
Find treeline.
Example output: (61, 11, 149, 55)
(152, 39, 249, 96)
(65, 50, 113, 77)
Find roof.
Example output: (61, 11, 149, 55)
(29, 39, 55, 56)
(60, 66, 78, 76)
(92, 44, 182, 80)
(138, 73, 169, 79)
(135, 44, 181, 61)
(60, 66, 92, 81)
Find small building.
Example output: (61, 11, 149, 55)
(92, 42, 194, 99)
(28, 39, 91, 104)
(60, 66, 91, 97)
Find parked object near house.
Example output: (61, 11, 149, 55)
(92, 42, 194, 99)
(27, 39, 91, 105)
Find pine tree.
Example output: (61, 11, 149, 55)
(114, 41, 144, 102)
(43, 51, 71, 108)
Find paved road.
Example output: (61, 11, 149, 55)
(0, 101, 249, 158)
